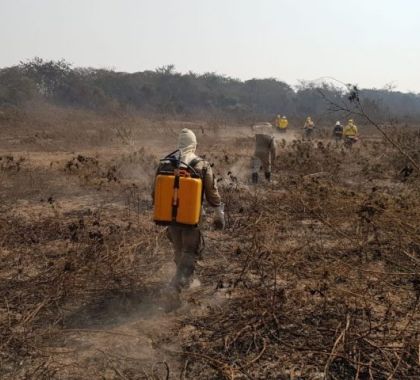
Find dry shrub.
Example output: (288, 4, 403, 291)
(181, 130, 420, 380)
(0, 207, 168, 377)
(1, 117, 419, 379)
(0, 155, 25, 173)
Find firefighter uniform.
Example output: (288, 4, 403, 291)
(252, 125, 277, 183)
(153, 129, 224, 291)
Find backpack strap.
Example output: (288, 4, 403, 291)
(189, 157, 203, 168)
(188, 157, 204, 178)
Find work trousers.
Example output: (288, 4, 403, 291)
(334, 135, 342, 144)
(251, 153, 271, 174)
(167, 225, 203, 291)
(304, 128, 314, 140)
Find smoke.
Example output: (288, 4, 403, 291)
(226, 157, 251, 183)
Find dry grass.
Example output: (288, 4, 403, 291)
(0, 109, 419, 379)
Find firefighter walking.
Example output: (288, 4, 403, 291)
(275, 115, 289, 133)
(251, 124, 277, 183)
(333, 121, 343, 144)
(152, 129, 225, 297)
(303, 116, 315, 140)
(343, 119, 359, 149)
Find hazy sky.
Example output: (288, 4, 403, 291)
(1, 0, 419, 92)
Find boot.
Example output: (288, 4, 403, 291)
(169, 274, 187, 291)
(265, 171, 271, 182)
(160, 285, 181, 312)
(252, 172, 258, 184)
(170, 266, 193, 291)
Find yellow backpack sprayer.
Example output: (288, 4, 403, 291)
(153, 150, 203, 226)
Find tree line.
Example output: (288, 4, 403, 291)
(1, 58, 420, 122)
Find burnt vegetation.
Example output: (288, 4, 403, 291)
(1, 123, 419, 378)
(0, 59, 420, 379)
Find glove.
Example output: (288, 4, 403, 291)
(213, 203, 225, 230)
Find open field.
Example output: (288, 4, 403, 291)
(1, 110, 419, 379)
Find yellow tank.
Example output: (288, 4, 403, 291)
(153, 174, 203, 226)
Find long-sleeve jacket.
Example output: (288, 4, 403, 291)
(333, 125, 343, 135)
(189, 159, 221, 207)
(279, 118, 288, 129)
(255, 134, 276, 161)
(343, 123, 358, 137)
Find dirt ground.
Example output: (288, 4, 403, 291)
(1, 111, 419, 379)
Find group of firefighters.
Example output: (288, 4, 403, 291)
(274, 114, 359, 143)
(153, 116, 360, 307)
(332, 119, 359, 143)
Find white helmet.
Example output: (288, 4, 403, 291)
(282, 115, 286, 119)
(335, 121, 341, 126)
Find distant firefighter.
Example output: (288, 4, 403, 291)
(277, 115, 289, 133)
(343, 119, 359, 149)
(275, 114, 288, 132)
(343, 119, 358, 138)
(333, 121, 343, 143)
(251, 124, 277, 184)
(303, 116, 315, 140)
